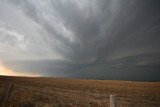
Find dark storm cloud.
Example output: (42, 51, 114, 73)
(1, 0, 160, 81)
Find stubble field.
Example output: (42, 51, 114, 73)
(0, 76, 160, 107)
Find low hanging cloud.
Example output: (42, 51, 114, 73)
(0, 0, 160, 81)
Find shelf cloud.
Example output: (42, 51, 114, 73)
(0, 0, 160, 81)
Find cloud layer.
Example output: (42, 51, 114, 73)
(0, 0, 160, 81)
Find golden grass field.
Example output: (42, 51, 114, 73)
(0, 76, 160, 107)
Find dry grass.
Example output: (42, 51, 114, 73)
(0, 76, 160, 107)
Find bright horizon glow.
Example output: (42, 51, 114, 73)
(0, 64, 41, 77)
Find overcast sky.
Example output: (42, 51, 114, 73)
(0, 0, 160, 81)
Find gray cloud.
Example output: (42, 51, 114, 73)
(1, 0, 160, 81)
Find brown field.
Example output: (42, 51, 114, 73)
(0, 76, 160, 107)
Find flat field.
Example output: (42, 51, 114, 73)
(0, 76, 160, 107)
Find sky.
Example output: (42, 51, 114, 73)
(0, 0, 160, 81)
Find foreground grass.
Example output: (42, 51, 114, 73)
(0, 76, 160, 107)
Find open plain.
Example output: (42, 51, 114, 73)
(0, 76, 160, 107)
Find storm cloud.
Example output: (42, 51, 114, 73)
(0, 0, 160, 81)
